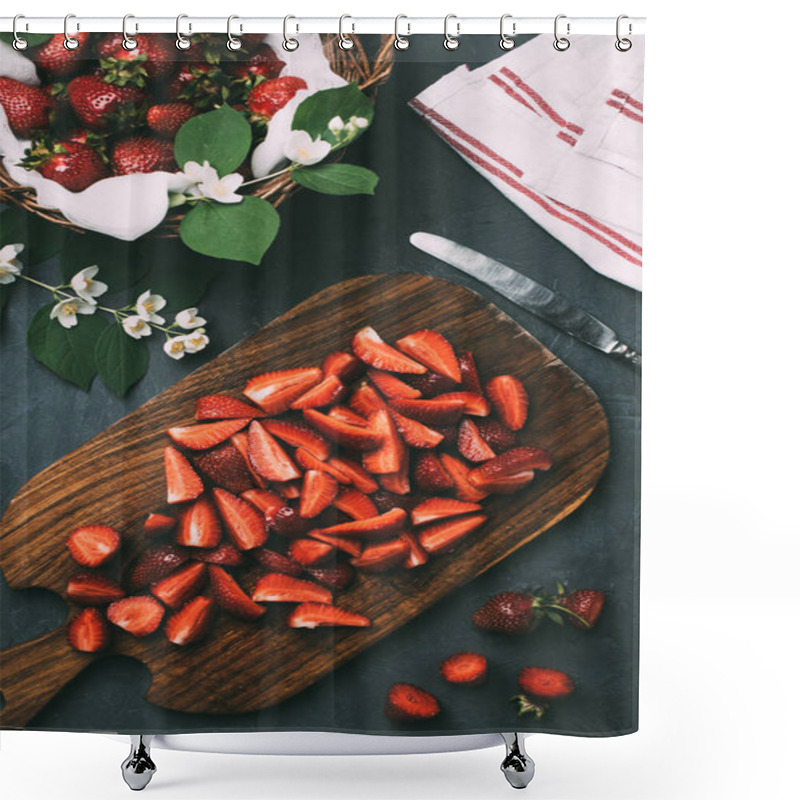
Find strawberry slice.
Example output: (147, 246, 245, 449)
(67, 573, 125, 606)
(230, 431, 269, 488)
(212, 488, 268, 550)
(468, 446, 553, 494)
(322, 350, 363, 382)
(287, 602, 372, 629)
(439, 652, 487, 685)
(457, 418, 496, 463)
(247, 421, 301, 482)
(295, 447, 352, 483)
(290, 374, 347, 409)
(262, 419, 331, 460)
(195, 394, 264, 420)
(349, 383, 388, 417)
(389, 397, 465, 426)
(107, 596, 165, 637)
(303, 409, 382, 450)
(144, 512, 177, 538)
(328, 405, 369, 426)
(176, 496, 223, 548)
(304, 562, 356, 591)
(372, 491, 417, 514)
(486, 375, 529, 431)
(192, 442, 253, 494)
(367, 369, 422, 399)
(328, 456, 380, 494)
(385, 683, 440, 720)
(378, 445, 411, 495)
(405, 371, 457, 397)
(193, 543, 245, 567)
(241, 488, 284, 516)
(151, 562, 207, 610)
(417, 514, 487, 555)
(352, 327, 426, 374)
(310, 507, 407, 540)
(165, 596, 215, 646)
(274, 480, 302, 499)
(208, 565, 264, 621)
(167, 418, 249, 450)
(268, 505, 312, 537)
(334, 488, 378, 519)
(395, 329, 461, 382)
(350, 537, 410, 572)
(250, 547, 304, 576)
(388, 408, 444, 449)
(431, 425, 458, 447)
(474, 418, 516, 453)
(67, 525, 121, 567)
(252, 573, 333, 604)
(457, 351, 484, 395)
(289, 538, 336, 566)
(437, 391, 490, 417)
(243, 368, 323, 415)
(413, 452, 454, 493)
(309, 531, 363, 557)
(299, 470, 338, 518)
(411, 497, 483, 526)
(399, 530, 429, 568)
(128, 544, 189, 590)
(362, 409, 404, 474)
(67, 608, 111, 653)
(164, 445, 204, 504)
(439, 453, 489, 502)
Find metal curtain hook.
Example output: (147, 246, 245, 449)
(175, 14, 191, 50)
(339, 14, 354, 50)
(12, 14, 28, 50)
(500, 14, 516, 50)
(283, 15, 299, 51)
(64, 14, 79, 50)
(227, 15, 242, 51)
(121, 14, 138, 51)
(394, 15, 410, 50)
(615, 14, 632, 51)
(444, 14, 460, 50)
(553, 14, 570, 51)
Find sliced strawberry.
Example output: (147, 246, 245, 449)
(247, 421, 301, 482)
(287, 602, 371, 629)
(411, 497, 483, 526)
(322, 350, 363, 382)
(151, 562, 207, 610)
(378, 445, 411, 495)
(165, 596, 215, 646)
(268, 505, 312, 537)
(399, 530, 429, 568)
(349, 383, 388, 417)
(195, 394, 264, 420)
(328, 456, 380, 493)
(352, 327, 426, 374)
(230, 431, 269, 488)
(334, 488, 378, 519)
(363, 409, 404, 475)
(367, 369, 422, 399)
(176, 496, 223, 548)
(212, 488, 268, 550)
(208, 565, 264, 621)
(457, 351, 483, 395)
(395, 329, 460, 382)
(457, 418, 497, 463)
(295, 447, 352, 483)
(262, 418, 331, 460)
(274, 481, 302, 499)
(439, 652, 487, 685)
(128, 544, 189, 590)
(250, 547, 303, 576)
(474, 418, 516, 452)
(290, 374, 347, 409)
(252, 573, 333, 604)
(390, 398, 465, 426)
(486, 375, 529, 431)
(304, 562, 356, 591)
(289, 538, 336, 566)
(439, 453, 489, 502)
(404, 371, 457, 397)
(328, 405, 369, 426)
(243, 368, 323, 415)
(310, 507, 407, 540)
(193, 543, 245, 567)
(144, 512, 177, 538)
(67, 525, 121, 567)
(167, 418, 249, 450)
(107, 596, 165, 637)
(164, 445, 204, 504)
(309, 531, 363, 557)
(431, 425, 458, 447)
(437, 391, 490, 417)
(303, 409, 382, 450)
(351, 537, 410, 572)
(372, 491, 417, 514)
(413, 452, 454, 493)
(241, 488, 284, 516)
(67, 608, 111, 653)
(385, 683, 440, 720)
(67, 573, 125, 606)
(417, 514, 487, 555)
(468, 446, 553, 493)
(388, 408, 444, 449)
(193, 442, 253, 494)
(299, 470, 338, 518)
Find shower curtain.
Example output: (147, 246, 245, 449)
(0, 30, 642, 737)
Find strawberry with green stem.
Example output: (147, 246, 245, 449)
(512, 666, 575, 719)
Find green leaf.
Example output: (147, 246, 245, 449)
(174, 104, 252, 175)
(292, 83, 374, 147)
(94, 323, 149, 397)
(293, 164, 378, 196)
(545, 611, 565, 625)
(60, 231, 149, 293)
(27, 304, 108, 391)
(179, 197, 279, 265)
(0, 32, 51, 48)
(0, 206, 66, 265)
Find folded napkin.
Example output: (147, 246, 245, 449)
(410, 35, 644, 290)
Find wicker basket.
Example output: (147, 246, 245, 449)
(0, 34, 395, 236)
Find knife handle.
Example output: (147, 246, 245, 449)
(610, 342, 642, 368)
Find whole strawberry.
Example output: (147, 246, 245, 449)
(96, 33, 176, 81)
(31, 32, 91, 78)
(229, 45, 286, 83)
(0, 77, 52, 138)
(557, 589, 605, 629)
(146, 102, 200, 138)
(513, 666, 575, 719)
(472, 591, 541, 634)
(67, 75, 144, 131)
(111, 136, 176, 175)
(247, 76, 307, 121)
(21, 140, 109, 192)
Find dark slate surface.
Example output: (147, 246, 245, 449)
(0, 35, 640, 736)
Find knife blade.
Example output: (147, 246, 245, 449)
(410, 232, 641, 367)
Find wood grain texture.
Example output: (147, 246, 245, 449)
(0, 274, 609, 728)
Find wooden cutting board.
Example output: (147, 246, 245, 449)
(0, 273, 609, 729)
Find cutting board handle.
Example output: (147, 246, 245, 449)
(0, 626, 93, 728)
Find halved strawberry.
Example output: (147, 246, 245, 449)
(474, 418, 516, 452)
(468, 446, 553, 494)
(334, 488, 378, 519)
(395, 330, 461, 382)
(367, 369, 422, 399)
(262, 419, 331, 460)
(295, 447, 352, 482)
(388, 408, 444, 449)
(193, 543, 245, 567)
(164, 445, 204, 504)
(310, 507, 407, 540)
(305, 562, 355, 591)
(437, 391, 490, 417)
(230, 431, 269, 488)
(208, 565, 264, 621)
(252, 573, 333, 604)
(67, 573, 125, 606)
(322, 350, 363, 382)
(439, 453, 489, 502)
(144, 512, 177, 538)
(349, 383, 388, 417)
(289, 538, 336, 566)
(274, 481, 302, 499)
(309, 531, 363, 558)
(413, 452, 454, 493)
(243, 368, 323, 415)
(165, 596, 215, 646)
(404, 371, 457, 397)
(241, 488, 284, 516)
(363, 409, 404, 475)
(430, 425, 458, 447)
(385, 683, 440, 720)
(268, 505, 312, 537)
(299, 470, 338, 518)
(290, 374, 347, 409)
(167, 418, 249, 450)
(195, 394, 264, 420)
(67, 608, 111, 653)
(439, 652, 487, 685)
(212, 489, 268, 550)
(371, 491, 417, 514)
(417, 514, 487, 555)
(303, 409, 382, 450)
(486, 375, 529, 431)
(399, 530, 429, 568)
(151, 562, 207, 610)
(176, 496, 223, 548)
(193, 442, 253, 494)
(128, 544, 189, 590)
(67, 525, 120, 567)
(457, 351, 483, 395)
(350, 537, 409, 572)
(328, 405, 369, 426)
(328, 456, 380, 494)
(107, 596, 165, 637)
(352, 327, 426, 374)
(247, 421, 301, 482)
(457, 418, 496, 463)
(378, 446, 411, 495)
(411, 497, 483, 526)
(287, 602, 372, 629)
(250, 547, 304, 576)
(389, 398, 465, 426)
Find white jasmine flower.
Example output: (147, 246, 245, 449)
(175, 308, 207, 330)
(344, 119, 358, 134)
(135, 290, 167, 325)
(183, 330, 210, 354)
(50, 297, 96, 329)
(182, 160, 218, 186)
(122, 315, 152, 339)
(70, 266, 108, 304)
(0, 243, 24, 285)
(328, 116, 344, 133)
(353, 116, 369, 129)
(163, 335, 189, 360)
(197, 171, 243, 204)
(284, 130, 332, 166)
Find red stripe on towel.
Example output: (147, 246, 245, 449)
(606, 99, 644, 123)
(611, 88, 644, 111)
(488, 74, 541, 115)
(499, 67, 585, 135)
(556, 131, 577, 146)
(547, 197, 643, 255)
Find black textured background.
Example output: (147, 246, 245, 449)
(0, 35, 640, 736)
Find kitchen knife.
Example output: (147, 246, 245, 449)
(410, 232, 641, 367)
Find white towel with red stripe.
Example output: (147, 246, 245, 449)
(410, 35, 644, 290)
